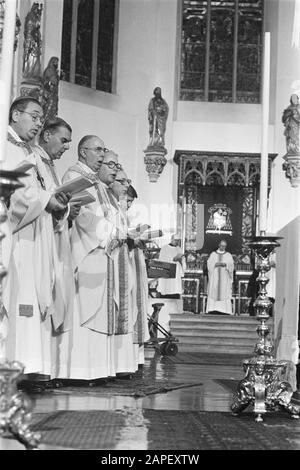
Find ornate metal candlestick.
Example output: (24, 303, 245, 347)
(231, 235, 300, 422)
(0, 169, 41, 449)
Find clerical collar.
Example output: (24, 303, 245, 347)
(78, 160, 97, 175)
(35, 144, 53, 163)
(8, 125, 24, 143)
(217, 249, 226, 254)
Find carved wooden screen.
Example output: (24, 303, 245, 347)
(180, 0, 263, 103)
(174, 151, 276, 271)
(61, 0, 118, 93)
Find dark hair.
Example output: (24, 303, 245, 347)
(9, 96, 41, 123)
(42, 117, 72, 135)
(77, 135, 99, 155)
(127, 185, 138, 199)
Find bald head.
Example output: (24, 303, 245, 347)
(78, 135, 106, 172)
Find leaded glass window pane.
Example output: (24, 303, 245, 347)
(237, 0, 263, 103)
(180, 0, 263, 103)
(209, 1, 235, 102)
(75, 0, 94, 87)
(61, 0, 73, 82)
(97, 0, 115, 93)
(180, 0, 207, 101)
(60, 0, 117, 93)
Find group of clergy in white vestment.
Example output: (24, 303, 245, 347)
(0, 96, 148, 392)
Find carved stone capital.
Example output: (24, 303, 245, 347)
(282, 153, 300, 188)
(143, 145, 167, 182)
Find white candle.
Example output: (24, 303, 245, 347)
(259, 32, 271, 235)
(0, 0, 17, 163)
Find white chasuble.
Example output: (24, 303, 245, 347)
(35, 144, 74, 332)
(206, 250, 234, 315)
(2, 128, 54, 375)
(54, 162, 136, 379)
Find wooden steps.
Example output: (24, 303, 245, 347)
(169, 314, 274, 355)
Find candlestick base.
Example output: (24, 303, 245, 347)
(231, 235, 300, 422)
(0, 169, 40, 449)
(0, 360, 41, 449)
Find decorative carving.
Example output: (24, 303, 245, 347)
(241, 188, 255, 255)
(231, 235, 300, 422)
(282, 156, 300, 188)
(0, 360, 41, 449)
(174, 151, 276, 257)
(40, 56, 60, 121)
(231, 357, 300, 421)
(143, 147, 167, 183)
(174, 151, 276, 188)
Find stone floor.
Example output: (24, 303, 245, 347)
(1, 351, 299, 451)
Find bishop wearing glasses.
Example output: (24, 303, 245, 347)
(2, 97, 69, 392)
(56, 139, 136, 381)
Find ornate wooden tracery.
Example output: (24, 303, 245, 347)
(174, 150, 277, 314)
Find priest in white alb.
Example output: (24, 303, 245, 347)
(206, 239, 234, 315)
(2, 97, 69, 393)
(35, 117, 78, 336)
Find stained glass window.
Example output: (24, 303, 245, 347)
(180, 0, 263, 103)
(61, 0, 117, 93)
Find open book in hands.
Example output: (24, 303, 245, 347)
(127, 223, 151, 239)
(70, 190, 96, 206)
(139, 229, 163, 241)
(55, 175, 93, 197)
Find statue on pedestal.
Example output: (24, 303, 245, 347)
(282, 94, 300, 188)
(148, 87, 169, 147)
(41, 56, 60, 121)
(144, 87, 168, 182)
(22, 2, 43, 82)
(282, 94, 300, 155)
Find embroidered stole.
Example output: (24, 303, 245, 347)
(7, 133, 46, 189)
(133, 248, 145, 345)
(68, 164, 129, 335)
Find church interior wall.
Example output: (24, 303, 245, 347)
(267, 0, 300, 234)
(15, 0, 299, 237)
(8, 0, 299, 342)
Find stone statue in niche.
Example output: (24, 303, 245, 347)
(282, 94, 300, 155)
(40, 56, 60, 121)
(22, 2, 43, 83)
(148, 87, 169, 147)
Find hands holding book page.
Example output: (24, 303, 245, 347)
(127, 224, 151, 239)
(54, 176, 94, 220)
(70, 191, 96, 206)
(46, 191, 71, 214)
(55, 175, 93, 197)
